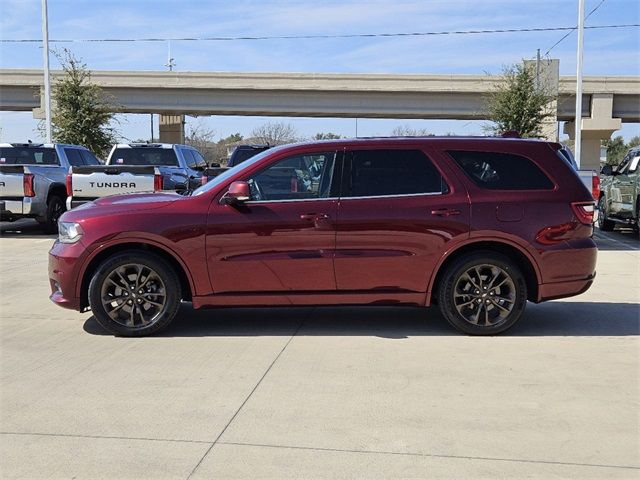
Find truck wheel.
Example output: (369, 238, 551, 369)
(38, 195, 65, 234)
(437, 252, 527, 335)
(597, 196, 615, 232)
(88, 251, 181, 337)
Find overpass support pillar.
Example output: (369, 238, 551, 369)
(159, 114, 185, 143)
(564, 94, 621, 170)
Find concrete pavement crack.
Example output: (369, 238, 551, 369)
(185, 309, 310, 479)
(217, 440, 640, 471)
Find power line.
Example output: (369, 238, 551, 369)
(544, 0, 607, 55)
(0, 23, 637, 44)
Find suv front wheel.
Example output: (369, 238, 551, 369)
(88, 251, 181, 336)
(437, 252, 527, 335)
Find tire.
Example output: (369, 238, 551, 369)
(88, 251, 181, 337)
(597, 196, 615, 232)
(38, 195, 65, 234)
(437, 252, 527, 335)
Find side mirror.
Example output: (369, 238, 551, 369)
(601, 165, 613, 176)
(222, 181, 251, 205)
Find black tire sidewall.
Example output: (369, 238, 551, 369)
(598, 196, 614, 231)
(88, 251, 181, 337)
(40, 195, 65, 234)
(437, 252, 527, 335)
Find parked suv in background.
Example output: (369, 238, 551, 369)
(0, 143, 100, 232)
(67, 143, 208, 209)
(599, 146, 640, 236)
(49, 137, 597, 336)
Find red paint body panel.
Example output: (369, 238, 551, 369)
(48, 137, 597, 312)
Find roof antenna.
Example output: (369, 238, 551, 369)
(165, 40, 176, 71)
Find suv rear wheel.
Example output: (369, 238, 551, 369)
(38, 194, 65, 234)
(437, 252, 527, 335)
(597, 196, 615, 231)
(88, 251, 181, 336)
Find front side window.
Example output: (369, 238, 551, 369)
(448, 150, 554, 190)
(182, 149, 198, 169)
(344, 149, 445, 198)
(246, 152, 336, 201)
(64, 148, 84, 167)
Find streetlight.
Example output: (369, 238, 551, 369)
(574, 0, 585, 168)
(41, 0, 52, 143)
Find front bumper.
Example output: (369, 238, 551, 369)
(48, 240, 89, 311)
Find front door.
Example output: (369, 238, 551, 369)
(334, 147, 470, 293)
(206, 150, 340, 293)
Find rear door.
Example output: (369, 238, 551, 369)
(334, 147, 470, 293)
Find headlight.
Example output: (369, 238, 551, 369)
(58, 221, 83, 244)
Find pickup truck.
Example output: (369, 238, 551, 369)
(556, 145, 600, 201)
(0, 143, 101, 232)
(67, 143, 208, 209)
(598, 146, 639, 236)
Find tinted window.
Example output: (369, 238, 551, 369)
(192, 150, 207, 169)
(0, 147, 59, 165)
(345, 149, 445, 197)
(182, 149, 198, 168)
(80, 150, 101, 165)
(64, 148, 84, 167)
(449, 150, 554, 190)
(110, 148, 178, 166)
(247, 152, 335, 201)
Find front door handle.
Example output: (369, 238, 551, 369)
(431, 208, 461, 217)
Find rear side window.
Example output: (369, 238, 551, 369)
(64, 148, 84, 167)
(110, 148, 178, 166)
(80, 150, 101, 165)
(0, 147, 59, 165)
(345, 149, 446, 197)
(448, 151, 554, 190)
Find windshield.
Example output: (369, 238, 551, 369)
(192, 146, 283, 196)
(110, 147, 178, 166)
(0, 147, 59, 165)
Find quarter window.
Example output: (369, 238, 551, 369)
(64, 149, 84, 167)
(344, 149, 446, 198)
(247, 152, 336, 201)
(448, 150, 554, 190)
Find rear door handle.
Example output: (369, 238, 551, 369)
(300, 213, 330, 221)
(431, 208, 461, 217)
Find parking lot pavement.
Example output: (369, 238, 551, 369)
(1, 220, 638, 479)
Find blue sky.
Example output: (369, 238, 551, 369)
(1, 0, 638, 143)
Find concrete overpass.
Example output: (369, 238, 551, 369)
(1, 68, 638, 169)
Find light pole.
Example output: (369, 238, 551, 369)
(41, 0, 52, 143)
(574, 0, 585, 168)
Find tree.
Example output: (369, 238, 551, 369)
(251, 122, 299, 145)
(485, 62, 556, 138)
(50, 49, 117, 157)
(390, 125, 432, 137)
(312, 132, 342, 140)
(185, 119, 217, 163)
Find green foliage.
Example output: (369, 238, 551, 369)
(390, 125, 432, 137)
(603, 135, 640, 165)
(50, 50, 117, 157)
(485, 62, 555, 138)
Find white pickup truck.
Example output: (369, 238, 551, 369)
(67, 143, 208, 209)
(557, 145, 600, 201)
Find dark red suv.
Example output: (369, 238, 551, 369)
(49, 137, 597, 336)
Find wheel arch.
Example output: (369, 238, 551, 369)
(78, 241, 194, 310)
(47, 182, 66, 201)
(427, 240, 541, 304)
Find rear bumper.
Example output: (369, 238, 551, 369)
(66, 197, 92, 211)
(538, 274, 596, 302)
(0, 197, 43, 218)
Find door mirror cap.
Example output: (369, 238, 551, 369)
(600, 165, 613, 176)
(223, 181, 251, 204)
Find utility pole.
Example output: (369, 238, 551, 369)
(165, 40, 176, 71)
(536, 48, 541, 90)
(150, 114, 154, 142)
(41, 0, 52, 142)
(574, 0, 585, 168)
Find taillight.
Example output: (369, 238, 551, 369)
(592, 175, 600, 201)
(571, 202, 595, 225)
(23, 173, 35, 197)
(65, 173, 72, 197)
(200, 176, 208, 186)
(154, 173, 163, 191)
